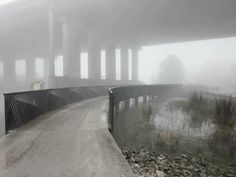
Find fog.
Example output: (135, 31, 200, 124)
(1, 1, 236, 176)
(140, 37, 236, 95)
(0, 1, 236, 135)
(1, 37, 236, 136)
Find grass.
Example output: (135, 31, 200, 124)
(168, 92, 212, 124)
(142, 103, 152, 121)
(169, 93, 236, 157)
(154, 128, 180, 153)
(188, 92, 206, 108)
(209, 126, 236, 157)
(209, 96, 236, 157)
(187, 92, 212, 116)
(212, 96, 236, 128)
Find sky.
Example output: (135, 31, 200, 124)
(139, 37, 236, 92)
(0, 0, 16, 6)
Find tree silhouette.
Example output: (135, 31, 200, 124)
(158, 54, 185, 84)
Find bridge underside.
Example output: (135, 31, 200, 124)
(0, 0, 236, 90)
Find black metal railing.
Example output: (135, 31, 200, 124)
(108, 84, 183, 133)
(4, 86, 108, 134)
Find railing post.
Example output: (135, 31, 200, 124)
(135, 97, 139, 107)
(125, 99, 130, 109)
(4, 94, 8, 134)
(109, 90, 114, 134)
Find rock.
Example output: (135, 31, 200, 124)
(134, 163, 140, 168)
(199, 172, 207, 177)
(156, 170, 166, 177)
(122, 148, 236, 177)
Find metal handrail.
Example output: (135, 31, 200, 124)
(4, 86, 108, 134)
(108, 84, 183, 133)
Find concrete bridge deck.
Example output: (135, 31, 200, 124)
(0, 97, 135, 177)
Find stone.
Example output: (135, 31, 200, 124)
(200, 172, 207, 177)
(156, 170, 166, 177)
(122, 148, 236, 177)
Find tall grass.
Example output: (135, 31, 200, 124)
(209, 96, 236, 157)
(188, 92, 206, 108)
(185, 92, 212, 123)
(142, 103, 152, 121)
(213, 96, 236, 128)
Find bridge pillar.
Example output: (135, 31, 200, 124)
(4, 57, 15, 83)
(132, 48, 139, 81)
(48, 6, 55, 79)
(120, 47, 129, 81)
(26, 58, 35, 83)
(105, 45, 116, 81)
(63, 21, 81, 78)
(43, 58, 49, 88)
(88, 34, 101, 80)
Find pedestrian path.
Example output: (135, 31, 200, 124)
(0, 97, 135, 177)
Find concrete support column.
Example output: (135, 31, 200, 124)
(4, 57, 15, 82)
(88, 34, 101, 80)
(26, 58, 35, 83)
(120, 47, 129, 81)
(105, 45, 116, 80)
(132, 48, 139, 81)
(63, 21, 81, 78)
(43, 58, 49, 89)
(48, 6, 55, 78)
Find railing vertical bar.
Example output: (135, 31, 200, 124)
(109, 90, 114, 133)
(4, 94, 8, 134)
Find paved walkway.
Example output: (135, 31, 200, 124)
(0, 97, 136, 177)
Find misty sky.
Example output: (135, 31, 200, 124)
(139, 37, 236, 91)
(0, 0, 16, 6)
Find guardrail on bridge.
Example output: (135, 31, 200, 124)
(108, 84, 183, 133)
(4, 86, 108, 134)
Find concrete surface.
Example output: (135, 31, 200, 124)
(0, 97, 136, 177)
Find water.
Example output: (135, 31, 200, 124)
(152, 100, 214, 139)
(113, 96, 236, 161)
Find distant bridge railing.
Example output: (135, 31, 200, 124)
(108, 84, 183, 133)
(4, 86, 108, 134)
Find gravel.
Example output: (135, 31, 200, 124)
(122, 149, 236, 177)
